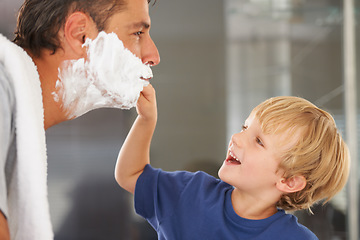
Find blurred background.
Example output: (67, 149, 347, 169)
(1, 0, 359, 239)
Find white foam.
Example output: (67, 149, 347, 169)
(54, 31, 152, 118)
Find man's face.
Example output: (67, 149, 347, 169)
(55, 0, 160, 119)
(104, 0, 160, 66)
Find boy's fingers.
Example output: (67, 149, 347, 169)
(140, 84, 156, 101)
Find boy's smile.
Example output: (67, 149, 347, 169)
(226, 149, 241, 165)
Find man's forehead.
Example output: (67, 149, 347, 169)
(106, 9, 151, 32)
(126, 21, 150, 29)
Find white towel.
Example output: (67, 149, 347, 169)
(0, 34, 53, 239)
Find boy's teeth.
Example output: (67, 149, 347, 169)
(230, 151, 240, 162)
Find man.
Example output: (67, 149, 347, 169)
(0, 0, 160, 239)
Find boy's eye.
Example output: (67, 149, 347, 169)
(256, 137, 264, 147)
(241, 125, 248, 131)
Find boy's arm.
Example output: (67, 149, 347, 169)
(115, 84, 157, 194)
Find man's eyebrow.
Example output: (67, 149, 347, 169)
(127, 21, 150, 29)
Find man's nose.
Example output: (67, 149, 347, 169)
(142, 36, 160, 66)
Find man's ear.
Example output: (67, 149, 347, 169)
(276, 176, 307, 193)
(63, 12, 97, 56)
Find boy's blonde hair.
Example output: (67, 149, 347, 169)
(252, 96, 350, 211)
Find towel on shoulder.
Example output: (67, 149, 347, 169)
(0, 34, 53, 240)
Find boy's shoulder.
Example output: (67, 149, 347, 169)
(137, 164, 232, 203)
(267, 210, 318, 240)
(141, 164, 224, 186)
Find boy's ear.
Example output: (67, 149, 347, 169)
(276, 176, 307, 193)
(63, 12, 98, 56)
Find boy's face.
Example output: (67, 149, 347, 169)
(104, 0, 160, 66)
(218, 114, 295, 196)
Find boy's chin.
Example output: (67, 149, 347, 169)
(218, 163, 239, 187)
(217, 165, 227, 182)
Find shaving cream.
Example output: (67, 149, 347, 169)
(53, 31, 152, 118)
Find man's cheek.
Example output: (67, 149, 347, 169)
(54, 31, 152, 119)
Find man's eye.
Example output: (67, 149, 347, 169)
(134, 31, 144, 36)
(256, 137, 264, 147)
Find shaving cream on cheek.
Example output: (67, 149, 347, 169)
(53, 31, 152, 119)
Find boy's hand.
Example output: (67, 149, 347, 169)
(136, 84, 157, 123)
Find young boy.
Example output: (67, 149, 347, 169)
(115, 84, 349, 239)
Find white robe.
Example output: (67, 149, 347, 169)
(0, 34, 53, 239)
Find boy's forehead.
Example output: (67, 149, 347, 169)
(244, 113, 262, 130)
(246, 112, 265, 130)
(244, 113, 254, 125)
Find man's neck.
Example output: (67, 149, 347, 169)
(29, 50, 68, 129)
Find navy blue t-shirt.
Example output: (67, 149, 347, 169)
(135, 164, 318, 240)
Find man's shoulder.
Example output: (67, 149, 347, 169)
(0, 62, 15, 110)
(0, 59, 16, 220)
(0, 61, 14, 87)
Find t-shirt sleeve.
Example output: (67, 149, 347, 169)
(134, 164, 195, 230)
(0, 63, 15, 218)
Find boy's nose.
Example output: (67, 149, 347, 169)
(231, 132, 243, 148)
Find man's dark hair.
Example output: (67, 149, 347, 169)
(13, 0, 154, 57)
